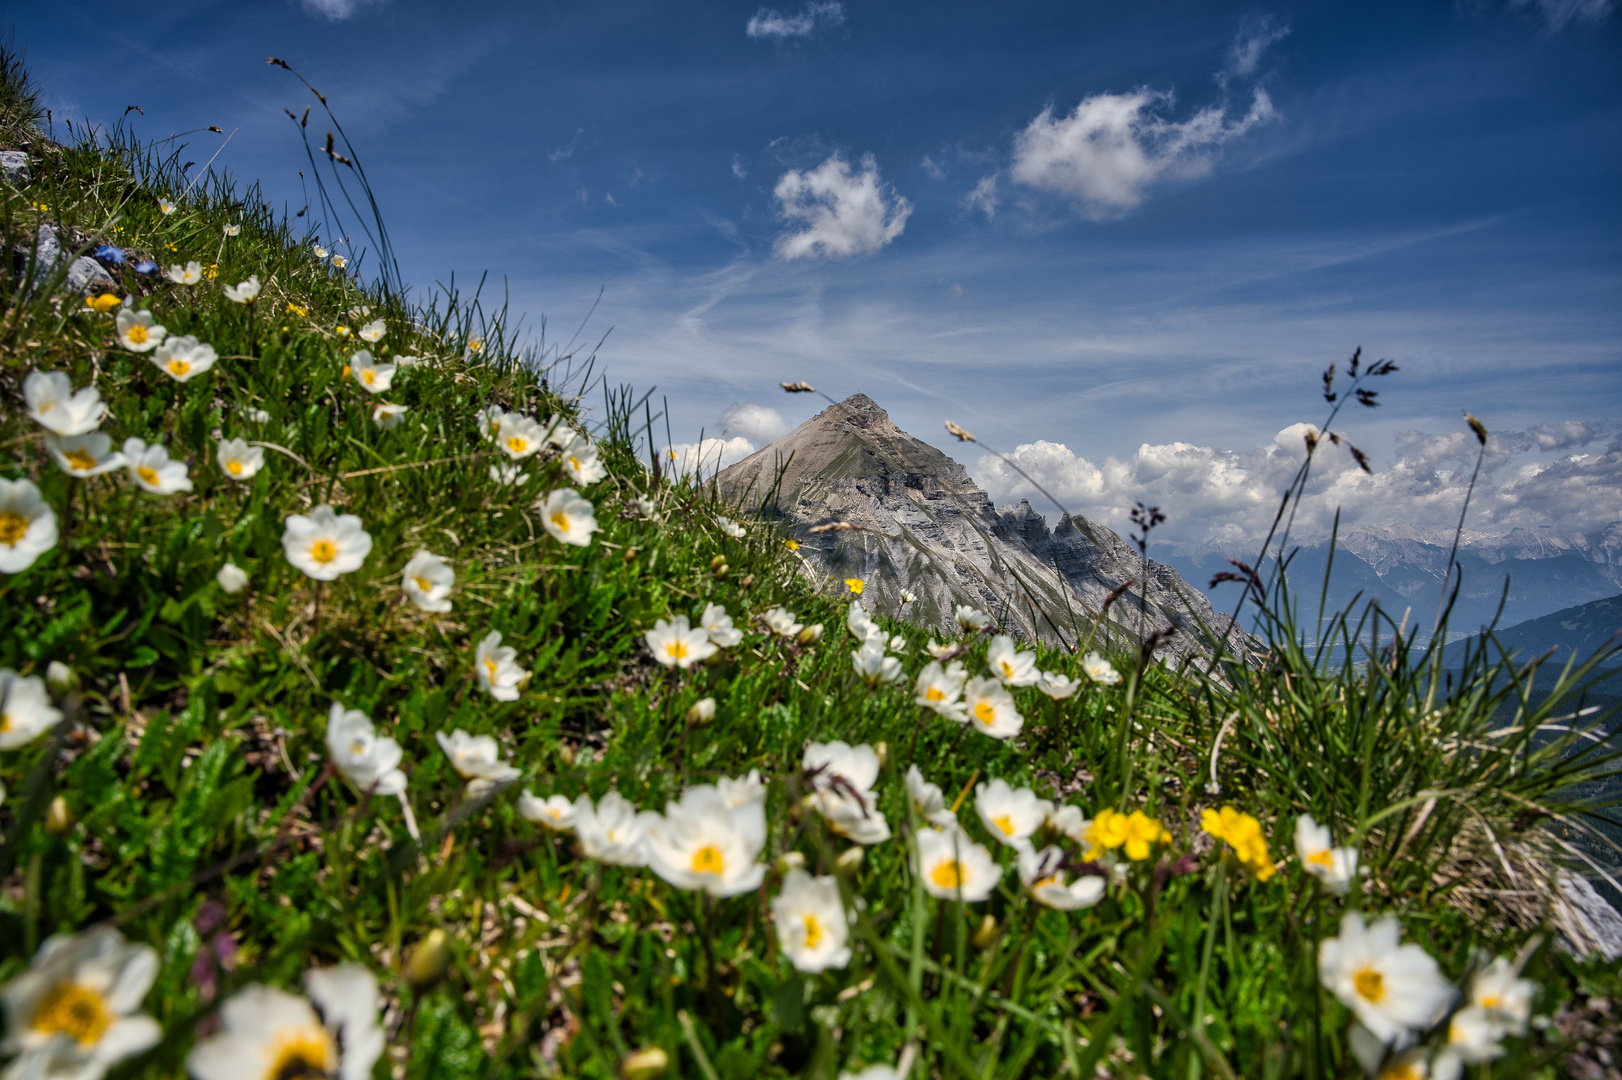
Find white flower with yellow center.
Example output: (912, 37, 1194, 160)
(914, 660, 967, 721)
(186, 965, 384, 1080)
(151, 335, 217, 382)
(473, 630, 526, 701)
(847, 602, 884, 645)
(0, 480, 58, 575)
(489, 462, 529, 486)
(851, 640, 904, 687)
(916, 824, 1001, 901)
(474, 404, 509, 441)
(1318, 912, 1456, 1045)
(1018, 844, 1107, 910)
(645, 782, 768, 897)
(574, 790, 660, 867)
(557, 432, 608, 486)
(954, 604, 992, 633)
(1295, 815, 1359, 896)
(1081, 651, 1121, 686)
(24, 371, 106, 436)
(496, 414, 548, 459)
(436, 729, 521, 795)
(216, 563, 249, 594)
(223, 223, 240, 236)
(114, 306, 166, 353)
(1036, 669, 1083, 700)
(325, 703, 407, 796)
(221, 275, 260, 304)
(900, 590, 916, 604)
(645, 615, 718, 670)
(699, 602, 744, 647)
(905, 765, 957, 828)
(962, 676, 1023, 739)
(925, 639, 956, 660)
(158, 199, 175, 214)
(974, 779, 1051, 848)
(358, 318, 386, 342)
(518, 791, 578, 831)
(1439, 1005, 1503, 1071)
(1, 669, 63, 750)
(332, 254, 347, 268)
(986, 634, 1039, 687)
(540, 487, 599, 547)
(371, 403, 408, 429)
(312, 245, 329, 259)
(1467, 957, 1534, 1036)
(281, 505, 371, 580)
(122, 438, 193, 495)
(401, 551, 453, 613)
(715, 515, 747, 538)
(1047, 804, 1090, 844)
(347, 350, 395, 394)
(763, 606, 803, 638)
(772, 870, 851, 973)
(804, 741, 891, 845)
(45, 433, 125, 478)
(0, 927, 160, 1078)
(216, 437, 264, 482)
(166, 261, 203, 285)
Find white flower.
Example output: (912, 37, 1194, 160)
(166, 260, 203, 285)
(401, 551, 453, 613)
(900, 590, 916, 603)
(852, 640, 904, 687)
(187, 965, 384, 1080)
(216, 563, 248, 594)
(772, 870, 852, 973)
(540, 488, 599, 547)
(889, 634, 907, 652)
(325, 703, 407, 796)
(905, 765, 957, 827)
(688, 697, 717, 724)
(763, 606, 803, 638)
(281, 505, 371, 581)
(574, 790, 660, 867)
(348, 350, 395, 394)
(916, 824, 1001, 902)
(557, 432, 608, 486)
(436, 729, 522, 795)
(371, 403, 408, 429)
(1318, 912, 1456, 1045)
(645, 615, 718, 670)
(986, 634, 1039, 687)
(1018, 844, 1107, 910)
(216, 437, 264, 481)
(115, 306, 166, 353)
(804, 741, 891, 845)
(645, 783, 768, 897)
(223, 223, 240, 236)
(925, 639, 956, 660)
(962, 676, 1023, 739)
(474, 630, 526, 701)
(1442, 1005, 1504, 1069)
(699, 602, 744, 648)
(1047, 804, 1090, 844)
(312, 245, 329, 259)
(633, 496, 659, 519)
(332, 255, 348, 268)
(1082, 651, 1121, 686)
(474, 404, 508, 441)
(24, 371, 105, 436)
(518, 792, 577, 831)
(123, 438, 192, 495)
(496, 414, 548, 459)
(222, 275, 260, 303)
(0, 480, 58, 575)
(914, 660, 967, 721)
(45, 432, 125, 478)
(358, 319, 386, 342)
(1, 670, 62, 750)
(158, 199, 175, 214)
(152, 335, 217, 381)
(1467, 957, 1534, 1037)
(1036, 670, 1083, 700)
(718, 769, 767, 810)
(246, 407, 271, 424)
(715, 515, 747, 538)
(0, 927, 160, 1078)
(954, 604, 992, 633)
(542, 415, 573, 448)
(847, 603, 884, 644)
(489, 462, 529, 486)
(974, 779, 1051, 848)
(1295, 815, 1359, 896)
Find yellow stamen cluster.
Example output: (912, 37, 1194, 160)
(1084, 808, 1171, 861)
(1201, 805, 1274, 880)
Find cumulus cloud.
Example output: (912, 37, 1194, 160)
(666, 437, 759, 480)
(973, 420, 1622, 546)
(773, 153, 913, 259)
(963, 174, 998, 218)
(746, 1, 845, 38)
(1008, 86, 1276, 219)
(1510, 0, 1614, 29)
(719, 402, 789, 445)
(300, 0, 386, 18)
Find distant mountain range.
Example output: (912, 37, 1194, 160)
(1458, 593, 1622, 670)
(716, 394, 1246, 661)
(1155, 522, 1622, 642)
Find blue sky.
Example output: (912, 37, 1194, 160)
(15, 0, 1622, 543)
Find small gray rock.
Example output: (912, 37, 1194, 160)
(0, 150, 29, 185)
(67, 256, 115, 293)
(16, 223, 62, 280)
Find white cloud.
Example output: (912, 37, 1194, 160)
(746, 1, 846, 39)
(300, 0, 386, 19)
(973, 421, 1622, 546)
(1223, 15, 1290, 82)
(773, 153, 913, 260)
(719, 402, 789, 445)
(921, 154, 945, 180)
(1510, 0, 1615, 29)
(731, 155, 748, 179)
(1009, 86, 1276, 219)
(666, 437, 758, 479)
(963, 174, 998, 218)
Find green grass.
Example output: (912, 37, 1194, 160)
(3, 42, 1622, 1080)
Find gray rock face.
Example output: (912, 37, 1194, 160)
(717, 393, 1245, 660)
(1556, 875, 1622, 961)
(1, 150, 29, 185)
(14, 224, 115, 294)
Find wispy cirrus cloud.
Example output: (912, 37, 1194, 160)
(298, 0, 388, 21)
(1509, 0, 1615, 30)
(773, 153, 912, 259)
(746, 2, 846, 39)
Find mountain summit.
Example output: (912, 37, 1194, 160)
(717, 394, 1241, 659)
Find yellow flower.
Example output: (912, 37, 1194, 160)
(31, 201, 49, 213)
(335, 325, 352, 339)
(845, 577, 864, 595)
(203, 263, 218, 279)
(287, 303, 308, 316)
(1202, 805, 1275, 880)
(84, 293, 121, 314)
(1084, 808, 1169, 861)
(784, 539, 800, 551)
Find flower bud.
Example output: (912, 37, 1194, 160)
(796, 623, 824, 646)
(621, 1047, 669, 1080)
(972, 914, 1000, 951)
(216, 563, 249, 595)
(558, 745, 577, 768)
(873, 742, 888, 768)
(405, 928, 451, 988)
(709, 555, 727, 571)
(45, 796, 74, 836)
(686, 698, 716, 726)
(835, 847, 865, 874)
(46, 661, 76, 698)
(777, 852, 806, 873)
